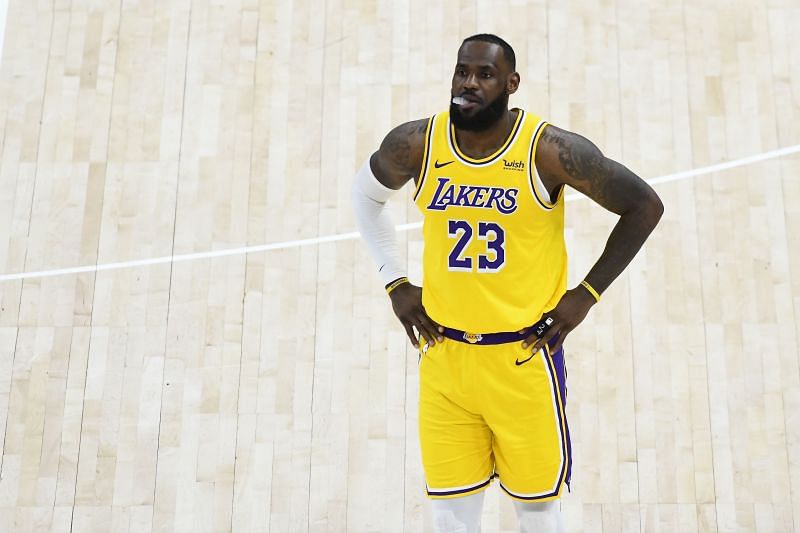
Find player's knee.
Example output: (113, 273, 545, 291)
(431, 492, 484, 533)
(513, 500, 564, 533)
(432, 507, 471, 533)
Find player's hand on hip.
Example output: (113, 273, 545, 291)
(388, 283, 444, 349)
(522, 286, 597, 354)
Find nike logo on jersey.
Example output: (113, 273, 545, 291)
(426, 177, 518, 214)
(515, 353, 535, 366)
(434, 160, 455, 168)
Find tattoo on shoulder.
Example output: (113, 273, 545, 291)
(540, 126, 637, 207)
(541, 126, 608, 182)
(383, 119, 427, 170)
(386, 132, 411, 168)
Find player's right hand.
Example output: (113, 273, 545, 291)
(388, 283, 444, 349)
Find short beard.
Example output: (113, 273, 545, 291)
(450, 91, 509, 131)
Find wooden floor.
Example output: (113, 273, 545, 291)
(0, 0, 799, 531)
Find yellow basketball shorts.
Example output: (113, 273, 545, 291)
(418, 331, 572, 501)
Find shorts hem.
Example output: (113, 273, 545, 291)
(498, 479, 565, 502)
(426, 476, 494, 499)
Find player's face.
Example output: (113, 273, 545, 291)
(450, 41, 518, 131)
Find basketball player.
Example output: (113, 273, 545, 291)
(352, 34, 663, 532)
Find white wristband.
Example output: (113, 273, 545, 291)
(351, 157, 407, 285)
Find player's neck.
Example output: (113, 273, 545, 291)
(453, 108, 517, 159)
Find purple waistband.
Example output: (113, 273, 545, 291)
(441, 327, 527, 345)
(440, 316, 554, 346)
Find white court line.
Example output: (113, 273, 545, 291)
(1, 143, 799, 283)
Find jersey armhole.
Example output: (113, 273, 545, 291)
(412, 115, 435, 202)
(527, 121, 559, 210)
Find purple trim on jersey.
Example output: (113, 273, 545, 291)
(501, 345, 570, 501)
(548, 347, 572, 490)
(426, 476, 493, 497)
(413, 116, 435, 202)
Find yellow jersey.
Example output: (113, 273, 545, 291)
(413, 109, 567, 333)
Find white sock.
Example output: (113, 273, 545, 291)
(430, 491, 485, 533)
(513, 499, 564, 533)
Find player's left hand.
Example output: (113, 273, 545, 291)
(521, 286, 597, 354)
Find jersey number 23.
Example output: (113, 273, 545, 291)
(447, 220, 505, 273)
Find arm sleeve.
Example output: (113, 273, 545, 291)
(351, 157, 407, 286)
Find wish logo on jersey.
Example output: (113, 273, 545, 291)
(426, 177, 519, 214)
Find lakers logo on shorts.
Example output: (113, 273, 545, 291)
(463, 332, 483, 344)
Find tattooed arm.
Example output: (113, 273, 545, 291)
(358, 118, 444, 349)
(522, 125, 664, 354)
(537, 125, 664, 293)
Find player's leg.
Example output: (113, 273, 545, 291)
(419, 340, 494, 498)
(431, 491, 486, 533)
(481, 342, 572, 501)
(512, 500, 564, 533)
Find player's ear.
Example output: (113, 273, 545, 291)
(506, 72, 520, 95)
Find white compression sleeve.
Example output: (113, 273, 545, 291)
(431, 492, 485, 533)
(351, 157, 407, 285)
(513, 500, 564, 533)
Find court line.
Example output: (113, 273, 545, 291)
(1, 143, 798, 283)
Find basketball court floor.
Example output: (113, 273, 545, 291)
(0, 0, 798, 531)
